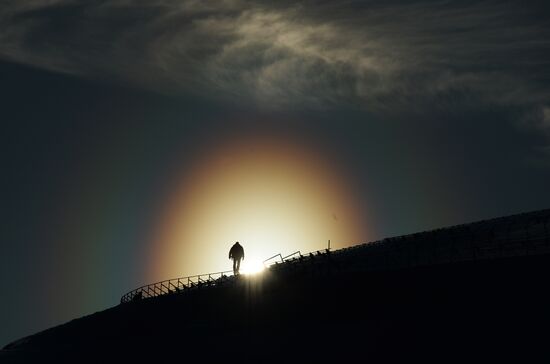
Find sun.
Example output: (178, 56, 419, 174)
(239, 259, 265, 275)
(148, 134, 372, 281)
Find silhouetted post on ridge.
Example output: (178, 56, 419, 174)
(229, 241, 245, 275)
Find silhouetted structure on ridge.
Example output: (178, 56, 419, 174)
(4, 208, 550, 363)
(119, 208, 550, 304)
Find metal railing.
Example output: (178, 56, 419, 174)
(120, 270, 234, 304)
(121, 248, 332, 304)
(282, 251, 302, 261)
(263, 249, 331, 268)
(333, 208, 550, 271)
(262, 253, 283, 267)
(121, 208, 550, 304)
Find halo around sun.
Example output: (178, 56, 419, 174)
(147, 133, 372, 281)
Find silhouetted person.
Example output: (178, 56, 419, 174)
(229, 241, 245, 275)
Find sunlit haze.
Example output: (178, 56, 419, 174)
(148, 134, 372, 281)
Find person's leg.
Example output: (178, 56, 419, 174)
(236, 258, 241, 274)
(233, 259, 237, 275)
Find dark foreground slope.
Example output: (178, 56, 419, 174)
(2, 252, 550, 363)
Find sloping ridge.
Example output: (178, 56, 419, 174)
(2, 208, 550, 363)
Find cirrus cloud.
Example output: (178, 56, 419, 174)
(0, 0, 549, 117)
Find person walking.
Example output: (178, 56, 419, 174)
(229, 241, 245, 275)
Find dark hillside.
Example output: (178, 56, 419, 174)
(3, 209, 550, 363)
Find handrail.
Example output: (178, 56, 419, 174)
(120, 270, 233, 304)
(332, 209, 550, 272)
(121, 208, 550, 304)
(263, 254, 283, 267)
(282, 251, 302, 261)
(121, 249, 331, 304)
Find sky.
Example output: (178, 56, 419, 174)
(1, 0, 550, 346)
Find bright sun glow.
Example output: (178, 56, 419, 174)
(148, 134, 372, 281)
(240, 259, 265, 275)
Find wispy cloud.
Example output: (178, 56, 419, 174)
(1, 0, 549, 116)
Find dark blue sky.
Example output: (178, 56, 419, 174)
(1, 0, 550, 347)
